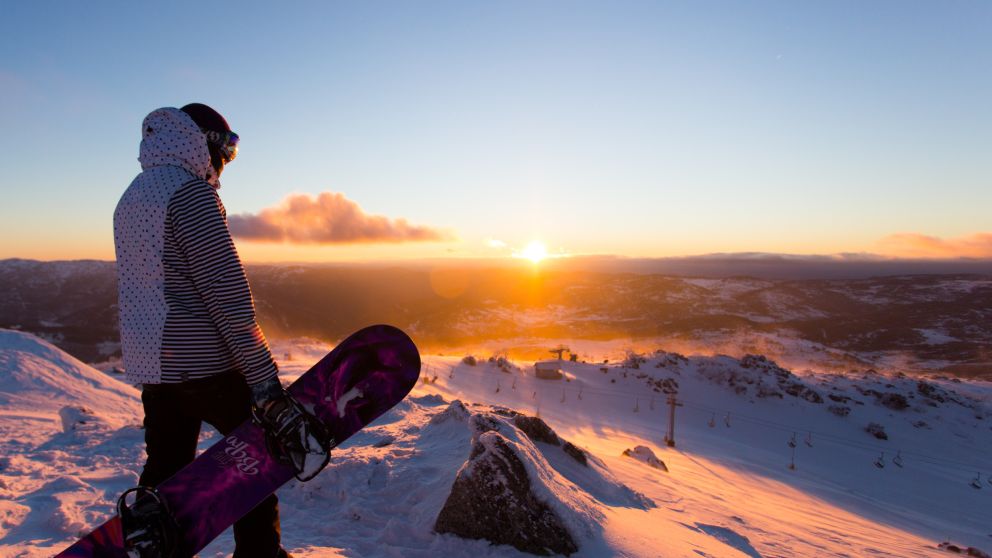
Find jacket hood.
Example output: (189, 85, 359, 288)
(138, 107, 216, 185)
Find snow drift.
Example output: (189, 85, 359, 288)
(0, 328, 140, 431)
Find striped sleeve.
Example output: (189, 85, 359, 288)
(167, 181, 278, 385)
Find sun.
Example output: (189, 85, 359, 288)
(517, 241, 548, 264)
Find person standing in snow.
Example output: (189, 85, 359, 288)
(114, 104, 325, 557)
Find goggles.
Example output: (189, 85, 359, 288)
(202, 129, 240, 163)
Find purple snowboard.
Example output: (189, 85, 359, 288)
(57, 324, 420, 557)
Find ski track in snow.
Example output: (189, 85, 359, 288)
(1, 329, 991, 557)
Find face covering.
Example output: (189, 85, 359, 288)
(206, 165, 223, 189)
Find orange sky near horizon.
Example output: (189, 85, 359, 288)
(6, 229, 992, 263)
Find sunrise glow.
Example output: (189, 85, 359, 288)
(516, 241, 548, 264)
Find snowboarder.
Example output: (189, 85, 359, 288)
(114, 103, 327, 557)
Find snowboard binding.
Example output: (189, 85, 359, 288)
(117, 486, 180, 558)
(252, 393, 334, 481)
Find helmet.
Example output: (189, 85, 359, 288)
(180, 103, 239, 172)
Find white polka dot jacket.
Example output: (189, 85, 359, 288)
(113, 107, 278, 386)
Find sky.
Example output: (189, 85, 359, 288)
(1, 1, 990, 263)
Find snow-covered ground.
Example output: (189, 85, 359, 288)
(1, 329, 991, 557)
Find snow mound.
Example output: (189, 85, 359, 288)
(0, 329, 140, 429)
(622, 445, 668, 471)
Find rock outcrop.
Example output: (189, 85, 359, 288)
(435, 431, 579, 556)
(513, 415, 588, 466)
(430, 401, 652, 555)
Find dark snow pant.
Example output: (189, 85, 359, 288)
(140, 371, 283, 558)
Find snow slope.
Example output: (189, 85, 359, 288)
(417, 353, 992, 557)
(0, 330, 144, 552)
(1, 330, 991, 557)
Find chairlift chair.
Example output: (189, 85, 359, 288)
(874, 452, 885, 469)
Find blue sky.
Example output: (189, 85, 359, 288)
(1, 1, 990, 261)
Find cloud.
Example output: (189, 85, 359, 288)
(876, 232, 992, 259)
(228, 192, 454, 244)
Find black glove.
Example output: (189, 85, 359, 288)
(249, 376, 286, 410)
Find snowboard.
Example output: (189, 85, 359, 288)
(57, 324, 420, 557)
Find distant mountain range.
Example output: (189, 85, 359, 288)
(1, 258, 990, 377)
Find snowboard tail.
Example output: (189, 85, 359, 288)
(58, 324, 420, 557)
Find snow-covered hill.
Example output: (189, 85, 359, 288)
(0, 330, 143, 551)
(417, 351, 992, 557)
(0, 329, 139, 423)
(1, 330, 991, 557)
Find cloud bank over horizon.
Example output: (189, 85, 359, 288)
(228, 192, 454, 244)
(877, 232, 992, 259)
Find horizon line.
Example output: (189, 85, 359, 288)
(5, 253, 992, 281)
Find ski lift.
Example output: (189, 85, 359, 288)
(804, 432, 813, 448)
(708, 413, 716, 428)
(788, 432, 797, 449)
(874, 452, 885, 469)
(893, 451, 904, 468)
(970, 473, 983, 490)
(724, 413, 731, 428)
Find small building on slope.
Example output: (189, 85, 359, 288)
(534, 360, 564, 380)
